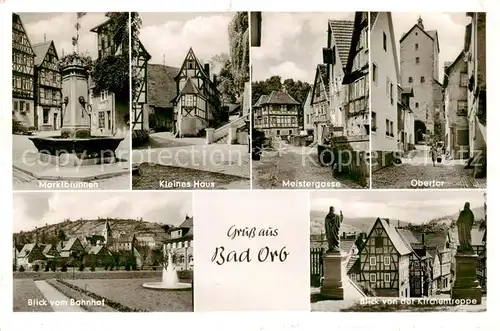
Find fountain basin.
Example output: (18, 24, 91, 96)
(29, 136, 125, 166)
(142, 282, 192, 290)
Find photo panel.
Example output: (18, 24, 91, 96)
(194, 190, 310, 311)
(12, 12, 131, 190)
(370, 12, 486, 189)
(131, 12, 251, 190)
(251, 12, 370, 190)
(13, 191, 194, 312)
(309, 190, 486, 312)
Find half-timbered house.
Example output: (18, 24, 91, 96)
(252, 90, 301, 139)
(471, 227, 486, 291)
(165, 216, 194, 271)
(132, 40, 151, 132)
(146, 64, 179, 132)
(12, 13, 36, 127)
(172, 48, 221, 137)
(57, 237, 85, 258)
(310, 64, 330, 143)
(342, 12, 370, 137)
(16, 243, 45, 268)
(354, 218, 413, 297)
(33, 40, 62, 131)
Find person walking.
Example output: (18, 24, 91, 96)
(430, 143, 438, 167)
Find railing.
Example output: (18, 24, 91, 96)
(213, 113, 249, 142)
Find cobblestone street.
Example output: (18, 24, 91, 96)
(372, 145, 486, 189)
(252, 145, 364, 189)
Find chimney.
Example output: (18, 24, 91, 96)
(417, 16, 424, 30)
(185, 214, 190, 220)
(204, 63, 210, 77)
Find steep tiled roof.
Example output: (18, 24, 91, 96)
(396, 229, 420, 245)
(329, 20, 354, 68)
(262, 91, 300, 105)
(253, 94, 269, 107)
(179, 77, 199, 95)
(147, 64, 179, 108)
(317, 64, 330, 99)
(179, 216, 193, 229)
(41, 244, 54, 256)
(32, 41, 52, 66)
(378, 218, 413, 255)
(18, 243, 36, 258)
(62, 238, 78, 251)
(340, 239, 356, 253)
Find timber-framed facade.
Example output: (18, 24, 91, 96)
(172, 47, 221, 137)
(33, 40, 62, 131)
(12, 13, 36, 127)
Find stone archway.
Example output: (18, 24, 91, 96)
(415, 120, 426, 143)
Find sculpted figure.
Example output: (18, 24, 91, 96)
(457, 202, 475, 253)
(325, 206, 343, 253)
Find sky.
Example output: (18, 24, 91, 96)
(19, 12, 111, 59)
(391, 12, 471, 83)
(251, 12, 355, 83)
(139, 12, 234, 73)
(310, 190, 485, 223)
(13, 192, 193, 232)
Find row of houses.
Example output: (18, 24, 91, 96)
(12, 13, 122, 134)
(444, 13, 486, 160)
(371, 12, 486, 159)
(303, 13, 370, 146)
(344, 218, 486, 297)
(13, 216, 194, 271)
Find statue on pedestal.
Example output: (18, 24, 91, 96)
(325, 206, 343, 253)
(457, 202, 475, 254)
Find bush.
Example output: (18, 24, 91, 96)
(33, 264, 40, 272)
(132, 265, 137, 271)
(45, 265, 50, 272)
(109, 265, 114, 271)
(19, 265, 25, 272)
(51, 263, 56, 272)
(90, 266, 96, 272)
(125, 265, 131, 271)
(104, 265, 109, 271)
(61, 265, 68, 272)
(79, 264, 85, 272)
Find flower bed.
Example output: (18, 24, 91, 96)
(13, 279, 53, 312)
(56, 279, 146, 312)
(46, 279, 115, 312)
(66, 279, 193, 312)
(13, 270, 193, 281)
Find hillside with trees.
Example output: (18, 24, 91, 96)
(13, 218, 174, 247)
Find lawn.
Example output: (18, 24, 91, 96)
(132, 162, 249, 189)
(66, 279, 193, 312)
(13, 279, 53, 312)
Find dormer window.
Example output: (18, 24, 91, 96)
(187, 60, 194, 69)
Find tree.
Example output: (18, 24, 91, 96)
(228, 12, 249, 96)
(209, 53, 237, 104)
(91, 12, 134, 105)
(58, 229, 66, 242)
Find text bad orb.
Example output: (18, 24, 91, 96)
(211, 246, 290, 265)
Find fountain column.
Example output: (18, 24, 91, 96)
(60, 62, 91, 139)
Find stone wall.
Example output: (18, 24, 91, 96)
(332, 135, 370, 187)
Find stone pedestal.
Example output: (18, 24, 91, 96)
(451, 253, 482, 304)
(206, 128, 215, 144)
(60, 65, 91, 138)
(228, 124, 237, 145)
(320, 251, 344, 300)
